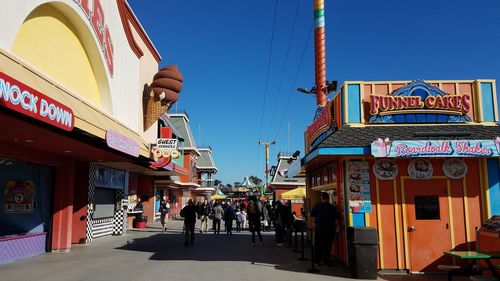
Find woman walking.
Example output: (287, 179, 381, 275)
(159, 199, 170, 232)
(248, 201, 263, 247)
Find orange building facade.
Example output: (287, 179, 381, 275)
(303, 79, 499, 273)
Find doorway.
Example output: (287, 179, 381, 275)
(404, 178, 452, 272)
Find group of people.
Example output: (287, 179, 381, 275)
(178, 197, 272, 247)
(160, 192, 339, 266)
(171, 197, 302, 247)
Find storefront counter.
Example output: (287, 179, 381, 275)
(0, 232, 47, 264)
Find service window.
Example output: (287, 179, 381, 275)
(414, 196, 440, 220)
(94, 187, 116, 219)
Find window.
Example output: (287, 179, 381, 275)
(314, 173, 321, 187)
(415, 196, 440, 220)
(322, 169, 329, 185)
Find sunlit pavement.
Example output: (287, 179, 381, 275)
(0, 220, 468, 281)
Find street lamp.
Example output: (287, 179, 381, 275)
(296, 80, 338, 95)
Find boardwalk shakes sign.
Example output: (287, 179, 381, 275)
(372, 138, 500, 158)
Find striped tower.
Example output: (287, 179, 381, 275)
(314, 0, 327, 108)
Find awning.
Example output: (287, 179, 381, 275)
(211, 194, 227, 200)
(0, 49, 151, 158)
(281, 187, 306, 200)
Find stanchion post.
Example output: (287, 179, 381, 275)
(293, 221, 299, 253)
(298, 221, 307, 261)
(307, 228, 320, 273)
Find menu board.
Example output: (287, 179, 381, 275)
(347, 161, 372, 213)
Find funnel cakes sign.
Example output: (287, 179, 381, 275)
(369, 80, 472, 123)
(371, 137, 500, 158)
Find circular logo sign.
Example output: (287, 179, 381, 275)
(442, 158, 468, 179)
(373, 159, 398, 180)
(408, 159, 433, 180)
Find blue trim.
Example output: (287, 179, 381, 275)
(347, 84, 361, 123)
(481, 83, 495, 122)
(352, 213, 365, 227)
(341, 87, 345, 126)
(343, 160, 349, 227)
(487, 158, 500, 215)
(303, 146, 371, 165)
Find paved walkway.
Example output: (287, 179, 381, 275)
(0, 220, 468, 281)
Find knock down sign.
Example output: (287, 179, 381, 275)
(0, 72, 74, 131)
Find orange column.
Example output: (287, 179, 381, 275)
(51, 159, 75, 252)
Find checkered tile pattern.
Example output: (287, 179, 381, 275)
(113, 189, 127, 235)
(85, 163, 97, 243)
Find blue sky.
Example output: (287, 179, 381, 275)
(129, 0, 500, 185)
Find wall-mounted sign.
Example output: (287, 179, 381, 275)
(369, 80, 472, 123)
(73, 0, 114, 76)
(373, 159, 398, 180)
(408, 159, 433, 180)
(149, 138, 181, 170)
(0, 72, 74, 131)
(305, 101, 334, 152)
(347, 161, 372, 213)
(287, 157, 301, 178)
(372, 138, 500, 158)
(442, 158, 468, 179)
(5, 180, 34, 213)
(106, 130, 140, 157)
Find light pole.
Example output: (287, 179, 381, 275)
(258, 140, 276, 196)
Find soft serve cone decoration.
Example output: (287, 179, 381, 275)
(144, 65, 183, 130)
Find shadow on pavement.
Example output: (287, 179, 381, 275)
(120, 223, 466, 281)
(120, 224, 352, 279)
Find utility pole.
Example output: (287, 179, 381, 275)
(258, 140, 276, 197)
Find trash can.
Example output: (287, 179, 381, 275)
(347, 227, 379, 279)
(133, 216, 147, 229)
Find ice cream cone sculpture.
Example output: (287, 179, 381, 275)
(143, 65, 183, 130)
(373, 138, 392, 157)
(495, 136, 500, 154)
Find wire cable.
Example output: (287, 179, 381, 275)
(255, 0, 279, 176)
(265, 0, 301, 141)
(271, 21, 314, 142)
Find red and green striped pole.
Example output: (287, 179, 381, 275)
(314, 0, 327, 108)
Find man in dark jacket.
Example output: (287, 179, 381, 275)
(199, 198, 212, 233)
(311, 192, 338, 266)
(180, 199, 197, 246)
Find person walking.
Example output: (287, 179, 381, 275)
(199, 198, 212, 233)
(159, 199, 169, 232)
(241, 208, 248, 230)
(224, 202, 235, 235)
(248, 200, 263, 247)
(262, 203, 270, 232)
(311, 192, 338, 266)
(212, 201, 224, 234)
(235, 208, 243, 232)
(274, 201, 286, 246)
(180, 199, 197, 247)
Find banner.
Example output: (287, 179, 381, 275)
(5, 180, 34, 213)
(372, 138, 500, 158)
(347, 161, 372, 213)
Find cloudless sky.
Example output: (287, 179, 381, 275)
(128, 0, 500, 185)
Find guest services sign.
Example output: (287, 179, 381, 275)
(372, 138, 500, 158)
(0, 72, 74, 131)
